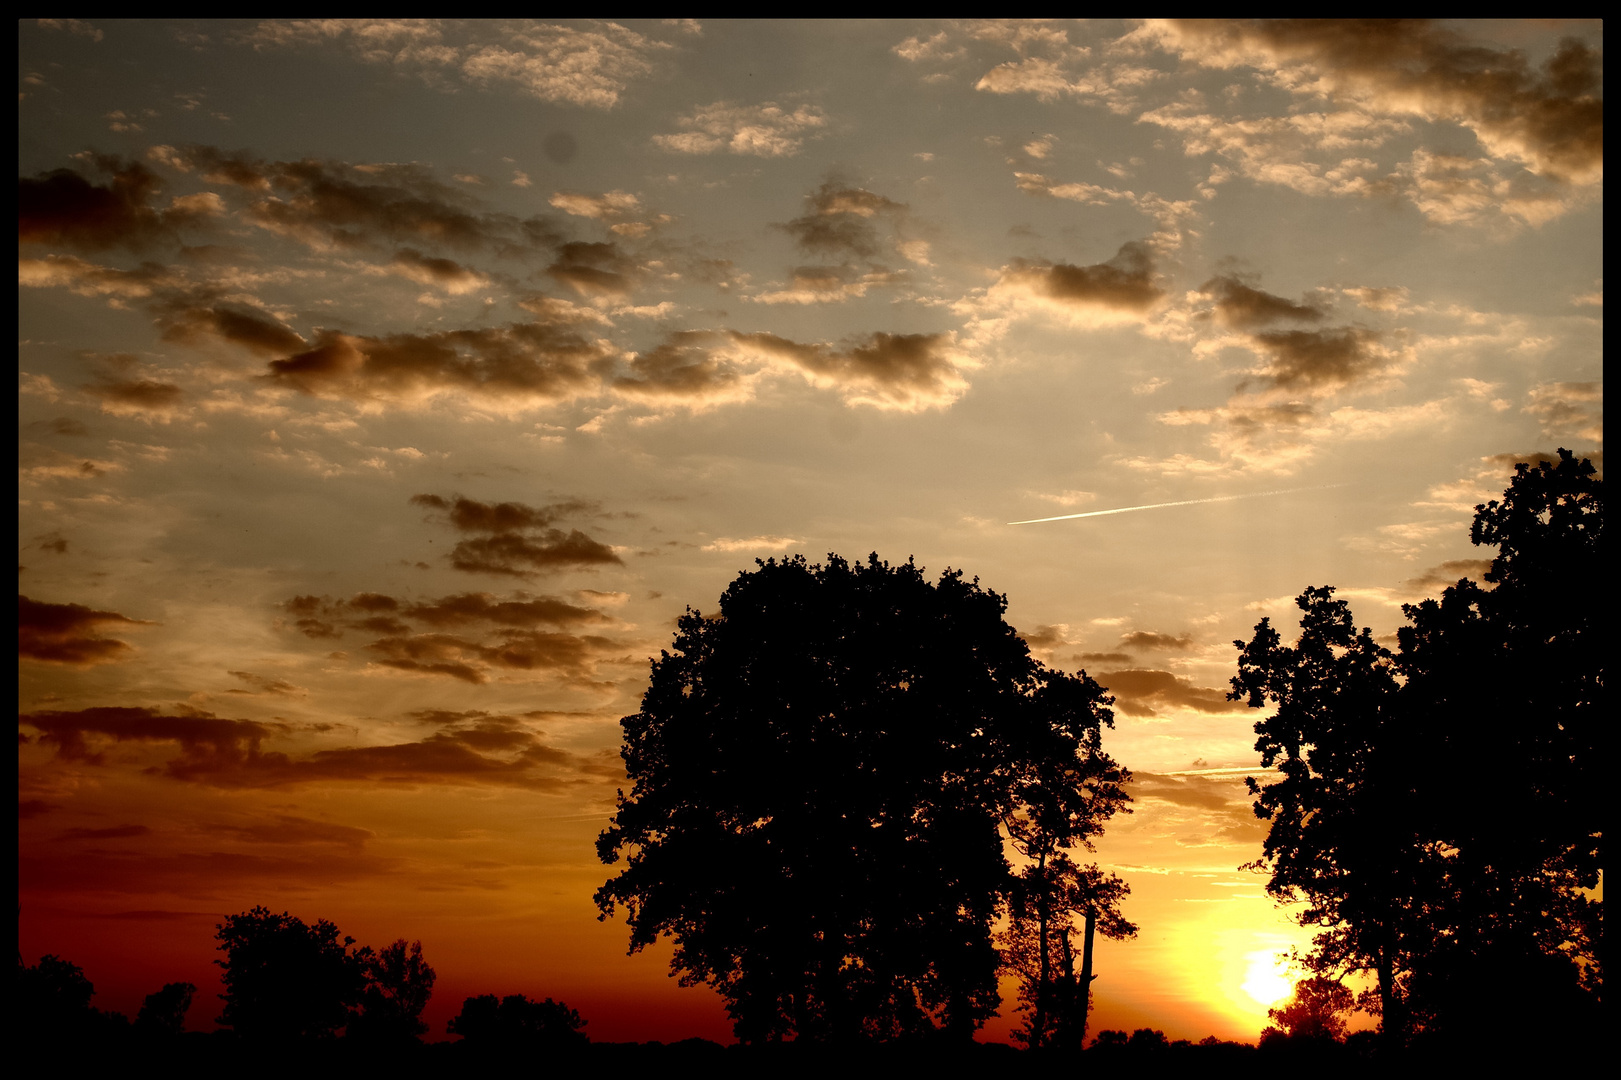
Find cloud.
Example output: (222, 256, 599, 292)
(1403, 558, 1493, 595)
(1095, 668, 1247, 718)
(82, 374, 185, 417)
(1119, 631, 1193, 651)
(1524, 381, 1603, 442)
(18, 157, 213, 251)
(263, 322, 612, 408)
(1129, 771, 1246, 812)
(777, 181, 906, 258)
(653, 101, 828, 157)
(158, 302, 309, 355)
(549, 189, 640, 219)
(18, 706, 616, 789)
(702, 536, 801, 553)
(226, 671, 307, 697)
(614, 331, 752, 406)
(1199, 274, 1327, 329)
(1246, 327, 1389, 392)
(244, 19, 668, 109)
(34, 18, 104, 42)
(730, 330, 970, 411)
(387, 248, 488, 294)
(546, 240, 636, 297)
(1145, 20, 1604, 184)
(208, 814, 373, 848)
(59, 825, 152, 841)
(19, 595, 152, 665)
(990, 240, 1165, 323)
(408, 495, 621, 577)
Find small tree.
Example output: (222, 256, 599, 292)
(448, 994, 587, 1047)
(351, 939, 436, 1041)
(215, 907, 369, 1042)
(1262, 976, 1354, 1042)
(1002, 856, 1135, 1051)
(135, 981, 196, 1037)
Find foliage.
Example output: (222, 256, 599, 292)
(597, 553, 1130, 1043)
(17, 954, 129, 1040)
(1001, 856, 1134, 1051)
(352, 939, 436, 1041)
(214, 906, 370, 1041)
(448, 994, 588, 1046)
(135, 981, 196, 1037)
(1262, 976, 1354, 1042)
(1232, 450, 1604, 1047)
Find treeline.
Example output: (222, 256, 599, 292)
(19, 903, 1374, 1065)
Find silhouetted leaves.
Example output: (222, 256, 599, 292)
(214, 907, 370, 1042)
(1233, 449, 1604, 1051)
(597, 553, 1130, 1044)
(447, 993, 587, 1048)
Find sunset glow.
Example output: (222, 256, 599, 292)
(18, 18, 1602, 1048)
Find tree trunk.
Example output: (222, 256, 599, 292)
(1078, 906, 1097, 1048)
(1033, 852, 1050, 1050)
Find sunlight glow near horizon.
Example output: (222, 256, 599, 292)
(1241, 949, 1294, 1008)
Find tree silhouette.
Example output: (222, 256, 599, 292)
(1232, 450, 1603, 1050)
(1001, 856, 1135, 1051)
(596, 554, 1130, 1043)
(1261, 976, 1353, 1043)
(17, 954, 129, 1042)
(214, 907, 370, 1042)
(351, 939, 436, 1041)
(448, 994, 587, 1047)
(135, 981, 196, 1038)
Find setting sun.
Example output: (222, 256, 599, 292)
(1241, 951, 1293, 1008)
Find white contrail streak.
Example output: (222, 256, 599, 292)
(1007, 485, 1344, 525)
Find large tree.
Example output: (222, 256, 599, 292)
(1233, 450, 1603, 1049)
(596, 554, 1130, 1043)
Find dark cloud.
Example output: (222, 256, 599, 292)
(410, 494, 596, 534)
(18, 705, 618, 790)
(731, 330, 967, 410)
(158, 303, 308, 355)
(389, 247, 488, 293)
(410, 495, 622, 576)
(1248, 327, 1385, 391)
(37, 417, 91, 437)
(547, 240, 635, 297)
(1404, 558, 1493, 595)
(777, 181, 906, 258)
(226, 670, 306, 697)
(402, 592, 607, 628)
(1000, 241, 1164, 315)
(1075, 651, 1133, 665)
(364, 629, 618, 684)
(208, 814, 373, 847)
(446, 532, 621, 577)
(18, 156, 207, 251)
(21, 706, 280, 769)
(1129, 771, 1245, 811)
(282, 588, 614, 638)
(19, 595, 152, 665)
(614, 330, 745, 402)
(1095, 668, 1248, 718)
(1119, 631, 1193, 651)
(263, 322, 611, 405)
(1162, 20, 1604, 183)
(82, 375, 185, 413)
(19, 799, 60, 819)
(1200, 274, 1327, 329)
(59, 824, 151, 841)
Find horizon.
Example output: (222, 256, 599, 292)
(17, 18, 1602, 1045)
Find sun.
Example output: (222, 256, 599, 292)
(1241, 950, 1294, 1007)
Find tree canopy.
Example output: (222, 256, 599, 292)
(596, 553, 1130, 1043)
(1232, 450, 1603, 1049)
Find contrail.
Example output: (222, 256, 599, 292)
(1008, 484, 1345, 526)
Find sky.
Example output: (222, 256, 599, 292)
(17, 18, 1604, 1044)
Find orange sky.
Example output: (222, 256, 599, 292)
(18, 18, 1601, 1043)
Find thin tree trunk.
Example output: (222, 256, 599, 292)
(1078, 906, 1096, 1049)
(1033, 851, 1049, 1050)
